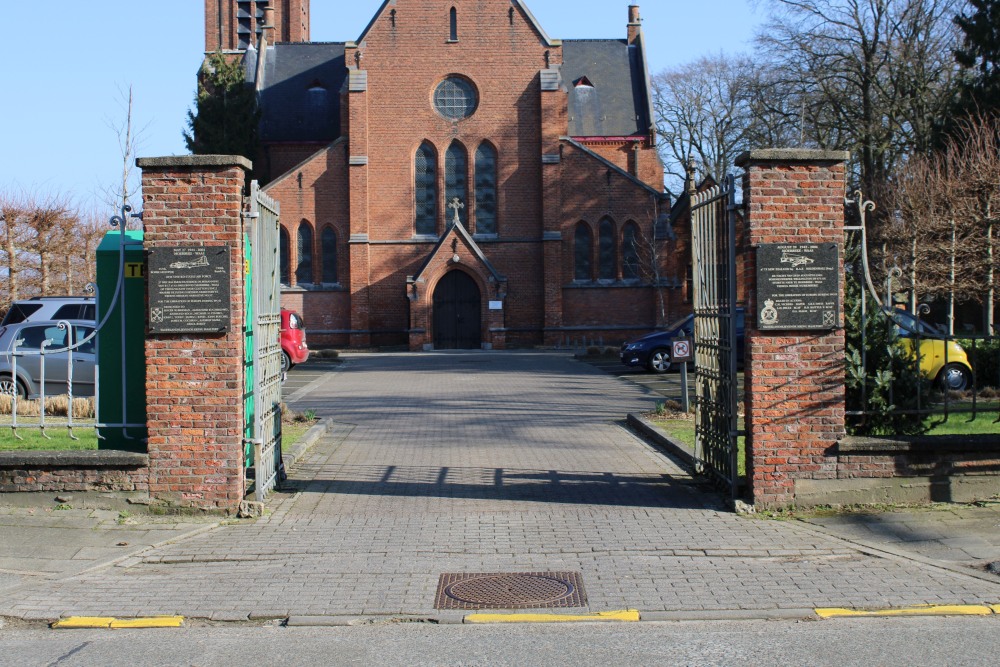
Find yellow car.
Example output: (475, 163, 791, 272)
(888, 309, 973, 391)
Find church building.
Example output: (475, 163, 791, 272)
(203, 0, 688, 350)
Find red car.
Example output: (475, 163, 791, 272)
(280, 308, 309, 373)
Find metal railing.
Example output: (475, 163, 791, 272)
(845, 193, 1000, 432)
(1, 205, 145, 443)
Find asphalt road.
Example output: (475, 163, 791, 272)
(2, 616, 998, 666)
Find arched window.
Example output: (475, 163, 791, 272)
(445, 142, 468, 226)
(279, 227, 290, 285)
(622, 222, 640, 281)
(574, 223, 593, 281)
(599, 218, 616, 281)
(449, 7, 458, 41)
(415, 142, 437, 235)
(296, 222, 314, 285)
(321, 227, 337, 284)
(474, 143, 497, 235)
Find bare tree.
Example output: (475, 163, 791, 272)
(754, 0, 963, 191)
(101, 84, 147, 222)
(652, 54, 763, 193)
(26, 195, 76, 297)
(0, 192, 32, 305)
(950, 115, 1000, 331)
(882, 114, 1000, 332)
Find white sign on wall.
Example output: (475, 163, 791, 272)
(489, 301, 503, 310)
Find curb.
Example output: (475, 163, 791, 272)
(626, 412, 696, 468)
(281, 417, 332, 471)
(52, 616, 184, 629)
(816, 605, 998, 619)
(37, 604, 1000, 628)
(465, 609, 640, 624)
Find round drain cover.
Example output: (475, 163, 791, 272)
(445, 573, 573, 606)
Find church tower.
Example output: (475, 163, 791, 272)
(204, 0, 310, 52)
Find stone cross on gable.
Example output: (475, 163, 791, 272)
(448, 197, 465, 226)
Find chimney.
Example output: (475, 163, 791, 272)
(627, 5, 641, 44)
(261, 6, 276, 45)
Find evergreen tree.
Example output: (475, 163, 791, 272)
(184, 52, 260, 161)
(952, 0, 1000, 118)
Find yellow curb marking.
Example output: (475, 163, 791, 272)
(464, 609, 640, 624)
(110, 617, 184, 629)
(53, 616, 184, 629)
(816, 605, 994, 619)
(990, 605, 1000, 614)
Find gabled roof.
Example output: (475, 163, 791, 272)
(259, 43, 347, 143)
(561, 137, 667, 199)
(562, 39, 650, 137)
(410, 221, 506, 285)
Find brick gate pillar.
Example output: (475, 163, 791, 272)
(735, 149, 849, 509)
(137, 155, 251, 511)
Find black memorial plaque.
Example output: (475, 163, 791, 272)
(756, 243, 839, 330)
(148, 246, 231, 334)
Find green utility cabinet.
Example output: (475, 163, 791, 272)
(96, 230, 148, 451)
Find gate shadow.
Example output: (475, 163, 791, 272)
(287, 463, 726, 510)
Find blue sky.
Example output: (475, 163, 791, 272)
(0, 1, 763, 212)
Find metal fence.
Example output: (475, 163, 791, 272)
(1, 206, 143, 443)
(845, 193, 1000, 432)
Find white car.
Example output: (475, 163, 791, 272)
(0, 320, 96, 399)
(1, 296, 95, 327)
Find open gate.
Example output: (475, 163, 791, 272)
(244, 182, 283, 502)
(690, 175, 742, 499)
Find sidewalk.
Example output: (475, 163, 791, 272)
(0, 352, 998, 622)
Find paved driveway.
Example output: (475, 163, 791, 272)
(2, 352, 998, 621)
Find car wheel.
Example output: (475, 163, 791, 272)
(648, 348, 672, 374)
(938, 363, 971, 392)
(280, 351, 292, 375)
(0, 374, 26, 399)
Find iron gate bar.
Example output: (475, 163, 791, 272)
(690, 174, 741, 499)
(245, 181, 283, 503)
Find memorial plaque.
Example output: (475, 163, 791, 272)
(756, 243, 839, 330)
(148, 246, 231, 333)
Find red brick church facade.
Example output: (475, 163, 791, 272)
(204, 0, 689, 350)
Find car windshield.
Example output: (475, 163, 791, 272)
(887, 309, 941, 337)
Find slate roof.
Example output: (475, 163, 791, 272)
(259, 43, 347, 143)
(561, 39, 650, 137)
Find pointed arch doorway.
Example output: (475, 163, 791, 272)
(433, 270, 482, 349)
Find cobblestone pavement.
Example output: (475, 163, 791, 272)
(1, 352, 999, 621)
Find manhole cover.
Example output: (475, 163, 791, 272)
(434, 572, 587, 610)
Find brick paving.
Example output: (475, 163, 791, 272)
(1, 351, 999, 620)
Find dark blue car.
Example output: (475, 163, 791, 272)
(620, 310, 745, 373)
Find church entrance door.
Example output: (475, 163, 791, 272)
(433, 270, 481, 349)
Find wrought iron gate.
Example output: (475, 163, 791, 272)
(244, 182, 283, 502)
(690, 175, 741, 498)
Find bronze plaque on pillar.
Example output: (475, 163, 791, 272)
(148, 246, 231, 333)
(756, 243, 839, 330)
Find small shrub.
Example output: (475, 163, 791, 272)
(960, 338, 1000, 389)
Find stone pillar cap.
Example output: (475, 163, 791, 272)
(137, 155, 253, 171)
(735, 149, 849, 167)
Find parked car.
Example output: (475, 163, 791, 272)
(0, 296, 95, 327)
(0, 320, 96, 399)
(885, 309, 974, 391)
(280, 308, 309, 373)
(620, 309, 746, 373)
